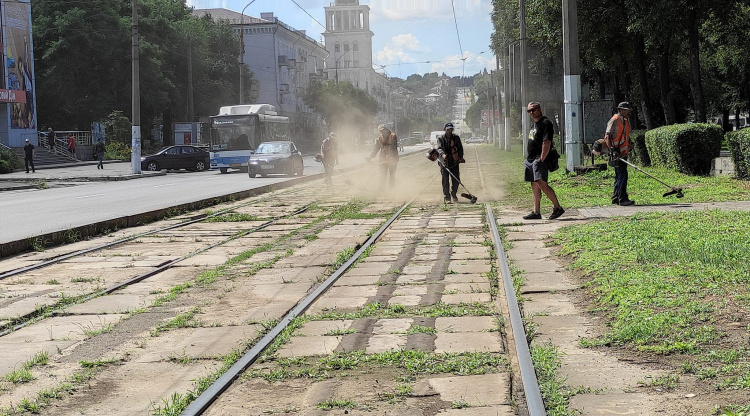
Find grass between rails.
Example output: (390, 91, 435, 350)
(489, 143, 750, 210)
(552, 210, 750, 405)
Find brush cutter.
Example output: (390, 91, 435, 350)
(593, 141, 684, 199)
(315, 153, 352, 185)
(427, 149, 478, 204)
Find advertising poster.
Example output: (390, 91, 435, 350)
(4, 0, 35, 130)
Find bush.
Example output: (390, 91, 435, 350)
(104, 141, 132, 161)
(0, 147, 21, 173)
(726, 128, 750, 179)
(628, 129, 651, 167)
(644, 123, 722, 175)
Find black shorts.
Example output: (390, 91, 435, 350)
(524, 158, 548, 183)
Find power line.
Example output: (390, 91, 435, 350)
(450, 0, 464, 58)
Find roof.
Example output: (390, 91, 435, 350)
(192, 8, 268, 25)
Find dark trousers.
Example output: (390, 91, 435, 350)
(323, 162, 333, 184)
(98, 152, 104, 169)
(25, 156, 34, 172)
(441, 164, 460, 199)
(378, 161, 397, 187)
(612, 160, 629, 203)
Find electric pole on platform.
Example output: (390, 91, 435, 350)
(562, 0, 582, 171)
(131, 0, 142, 174)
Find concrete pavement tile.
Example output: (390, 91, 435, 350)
(325, 286, 378, 298)
(0, 295, 57, 319)
(393, 286, 429, 297)
(444, 282, 491, 294)
(452, 235, 488, 245)
(441, 293, 491, 304)
(512, 259, 563, 274)
(373, 318, 413, 334)
(531, 315, 596, 352)
(238, 302, 293, 324)
(66, 294, 154, 314)
(521, 271, 578, 293)
(435, 316, 498, 333)
(0, 341, 77, 375)
(334, 274, 381, 286)
(442, 273, 488, 283)
(1, 314, 124, 343)
(295, 320, 353, 336)
(306, 296, 369, 313)
(426, 373, 510, 406)
(434, 332, 503, 353)
(413, 253, 440, 261)
(402, 264, 433, 274)
(366, 334, 408, 353)
(524, 292, 579, 316)
(396, 274, 427, 284)
(178, 253, 230, 266)
(252, 266, 325, 284)
(368, 246, 404, 256)
(277, 335, 343, 357)
(436, 406, 515, 415)
(360, 255, 398, 262)
(388, 295, 422, 306)
(447, 260, 490, 274)
(570, 392, 652, 415)
(275, 254, 337, 268)
(135, 325, 260, 362)
(345, 263, 390, 276)
(250, 282, 315, 303)
(561, 350, 664, 390)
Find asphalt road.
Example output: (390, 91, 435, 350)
(0, 145, 429, 244)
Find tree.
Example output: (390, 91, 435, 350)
(302, 81, 378, 134)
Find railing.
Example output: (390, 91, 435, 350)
(49, 138, 79, 161)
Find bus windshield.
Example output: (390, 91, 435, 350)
(210, 116, 258, 152)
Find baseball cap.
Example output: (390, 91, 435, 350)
(444, 122, 454, 129)
(378, 124, 387, 131)
(617, 102, 632, 110)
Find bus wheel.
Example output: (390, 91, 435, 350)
(220, 167, 228, 174)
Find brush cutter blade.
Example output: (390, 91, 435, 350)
(662, 188, 684, 198)
(461, 193, 478, 204)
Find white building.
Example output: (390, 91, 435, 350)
(192, 9, 329, 151)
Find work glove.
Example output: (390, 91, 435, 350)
(458, 158, 466, 164)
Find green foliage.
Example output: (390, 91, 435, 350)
(103, 110, 132, 145)
(628, 129, 651, 167)
(103, 141, 132, 161)
(645, 123, 723, 175)
(0, 146, 21, 173)
(726, 129, 750, 179)
(302, 81, 378, 132)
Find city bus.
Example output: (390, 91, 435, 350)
(209, 104, 291, 173)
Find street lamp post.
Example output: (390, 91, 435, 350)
(131, 0, 141, 174)
(239, 0, 258, 104)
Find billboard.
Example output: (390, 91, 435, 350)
(3, 0, 35, 131)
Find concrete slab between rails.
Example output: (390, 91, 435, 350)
(524, 292, 579, 316)
(388, 295, 422, 306)
(419, 373, 511, 406)
(366, 334, 408, 353)
(2, 314, 125, 344)
(0, 340, 77, 375)
(570, 392, 658, 416)
(135, 325, 260, 363)
(434, 332, 503, 353)
(0, 295, 57, 320)
(447, 260, 491, 274)
(278, 335, 343, 357)
(521, 271, 579, 293)
(65, 294, 154, 314)
(436, 406, 516, 416)
(435, 316, 498, 333)
(561, 349, 664, 390)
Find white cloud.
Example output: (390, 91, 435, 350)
(430, 51, 496, 77)
(376, 33, 426, 64)
(186, 0, 228, 8)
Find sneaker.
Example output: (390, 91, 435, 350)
(522, 211, 541, 220)
(549, 207, 565, 220)
(452, 196, 458, 202)
(611, 199, 619, 205)
(619, 199, 635, 206)
(444, 198, 452, 204)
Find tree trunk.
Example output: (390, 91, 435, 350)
(722, 109, 730, 132)
(633, 35, 654, 129)
(657, 42, 677, 125)
(687, 9, 706, 122)
(619, 59, 638, 128)
(596, 69, 606, 99)
(163, 110, 173, 146)
(736, 107, 742, 130)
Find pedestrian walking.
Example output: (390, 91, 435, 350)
(366, 125, 399, 188)
(67, 133, 76, 156)
(47, 127, 55, 150)
(436, 122, 464, 203)
(94, 138, 105, 169)
(23, 138, 35, 173)
(321, 132, 338, 185)
(605, 102, 634, 206)
(523, 101, 564, 220)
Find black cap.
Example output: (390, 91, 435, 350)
(444, 122, 454, 129)
(617, 102, 632, 110)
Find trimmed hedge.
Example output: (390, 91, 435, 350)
(628, 129, 650, 167)
(726, 128, 750, 179)
(644, 123, 722, 175)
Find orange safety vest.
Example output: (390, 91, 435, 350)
(610, 114, 630, 156)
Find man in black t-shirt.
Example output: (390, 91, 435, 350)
(23, 138, 35, 173)
(523, 101, 564, 220)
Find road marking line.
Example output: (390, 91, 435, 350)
(153, 183, 176, 188)
(76, 193, 106, 199)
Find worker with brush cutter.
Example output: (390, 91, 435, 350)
(367, 125, 399, 189)
(523, 101, 565, 220)
(605, 102, 635, 206)
(436, 122, 464, 204)
(320, 132, 338, 185)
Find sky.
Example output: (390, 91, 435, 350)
(185, 0, 496, 79)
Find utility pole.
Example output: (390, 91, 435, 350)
(562, 0, 582, 171)
(187, 38, 195, 121)
(239, 1, 258, 104)
(519, 0, 529, 158)
(131, 0, 141, 174)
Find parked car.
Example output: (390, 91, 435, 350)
(140, 145, 209, 172)
(465, 137, 484, 144)
(247, 141, 304, 177)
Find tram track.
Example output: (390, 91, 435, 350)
(0, 148, 546, 416)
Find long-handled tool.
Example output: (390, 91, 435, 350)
(428, 150, 477, 204)
(315, 154, 352, 185)
(618, 158, 684, 198)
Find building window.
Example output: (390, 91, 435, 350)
(353, 61, 359, 67)
(335, 42, 340, 52)
(345, 60, 351, 68)
(353, 41, 358, 52)
(344, 42, 350, 52)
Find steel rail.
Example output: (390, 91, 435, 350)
(485, 204, 547, 415)
(0, 205, 311, 338)
(180, 201, 410, 416)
